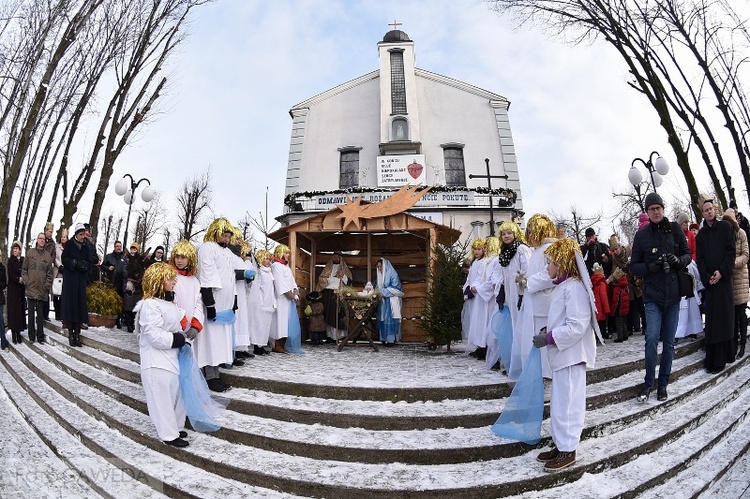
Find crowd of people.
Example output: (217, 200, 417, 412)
(463, 195, 750, 472)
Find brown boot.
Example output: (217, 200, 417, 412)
(544, 450, 576, 472)
(536, 446, 559, 463)
(272, 339, 287, 354)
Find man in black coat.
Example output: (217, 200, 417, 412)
(61, 223, 93, 347)
(0, 259, 7, 350)
(631, 192, 691, 403)
(580, 227, 612, 277)
(103, 241, 127, 328)
(696, 199, 736, 374)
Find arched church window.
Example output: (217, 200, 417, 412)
(391, 117, 409, 141)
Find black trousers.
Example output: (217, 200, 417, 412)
(27, 298, 46, 341)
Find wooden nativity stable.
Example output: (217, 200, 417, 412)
(268, 197, 461, 343)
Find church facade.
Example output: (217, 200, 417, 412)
(279, 28, 523, 242)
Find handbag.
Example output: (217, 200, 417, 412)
(52, 276, 63, 296)
(676, 269, 695, 298)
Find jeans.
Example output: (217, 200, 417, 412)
(644, 301, 680, 390)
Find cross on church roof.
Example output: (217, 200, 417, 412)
(389, 19, 402, 30)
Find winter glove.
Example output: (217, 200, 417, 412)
(496, 284, 506, 309)
(533, 332, 548, 349)
(171, 332, 186, 349)
(58, 265, 64, 273)
(464, 286, 475, 301)
(200, 288, 216, 320)
(666, 253, 680, 268)
(244, 269, 256, 282)
(647, 260, 663, 274)
(517, 295, 523, 311)
(234, 269, 246, 281)
(75, 260, 89, 272)
(186, 327, 199, 341)
(232, 295, 238, 313)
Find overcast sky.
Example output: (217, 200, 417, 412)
(105, 0, 703, 246)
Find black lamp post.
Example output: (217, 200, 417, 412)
(628, 151, 670, 212)
(114, 174, 155, 249)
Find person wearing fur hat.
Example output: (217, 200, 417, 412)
(248, 249, 275, 355)
(493, 221, 533, 378)
(60, 223, 94, 347)
(196, 218, 237, 391)
(513, 214, 558, 378)
(7, 241, 26, 344)
(721, 209, 748, 358)
(631, 192, 691, 402)
(169, 240, 204, 348)
(271, 244, 300, 353)
(532, 238, 599, 472)
(134, 262, 189, 447)
(462, 238, 493, 359)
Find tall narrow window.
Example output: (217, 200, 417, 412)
(340, 150, 360, 189)
(443, 147, 466, 186)
(391, 117, 408, 141)
(390, 50, 407, 115)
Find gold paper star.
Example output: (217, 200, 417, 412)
(336, 196, 364, 230)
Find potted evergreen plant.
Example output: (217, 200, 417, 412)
(86, 281, 123, 328)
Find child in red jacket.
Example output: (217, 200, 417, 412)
(607, 267, 631, 343)
(591, 263, 610, 339)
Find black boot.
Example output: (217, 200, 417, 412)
(67, 329, 75, 346)
(74, 329, 83, 347)
(739, 334, 746, 358)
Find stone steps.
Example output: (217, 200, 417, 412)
(0, 322, 746, 497)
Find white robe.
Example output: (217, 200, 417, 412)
(173, 271, 204, 334)
(136, 298, 186, 441)
(676, 260, 704, 338)
(195, 242, 235, 368)
(232, 255, 253, 350)
(499, 244, 532, 378)
(248, 264, 275, 346)
(271, 261, 297, 340)
(512, 240, 554, 378)
(463, 257, 494, 349)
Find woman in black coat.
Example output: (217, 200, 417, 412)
(61, 224, 93, 347)
(0, 257, 7, 350)
(7, 241, 26, 344)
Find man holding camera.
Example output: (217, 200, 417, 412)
(631, 192, 691, 402)
(580, 227, 612, 277)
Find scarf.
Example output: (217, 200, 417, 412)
(553, 273, 571, 286)
(274, 257, 288, 265)
(498, 240, 523, 267)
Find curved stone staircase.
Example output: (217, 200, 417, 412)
(0, 322, 748, 498)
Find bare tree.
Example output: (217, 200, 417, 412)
(176, 168, 213, 242)
(550, 205, 604, 245)
(132, 191, 165, 252)
(98, 211, 124, 255)
(488, 0, 750, 219)
(245, 186, 279, 250)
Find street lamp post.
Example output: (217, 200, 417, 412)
(114, 174, 155, 249)
(628, 151, 670, 212)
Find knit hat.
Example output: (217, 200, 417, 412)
(689, 223, 700, 231)
(675, 212, 690, 225)
(644, 192, 664, 211)
(722, 209, 739, 230)
(584, 227, 596, 238)
(130, 242, 140, 252)
(306, 291, 321, 301)
(638, 213, 650, 230)
(74, 223, 86, 235)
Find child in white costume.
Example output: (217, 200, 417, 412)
(230, 237, 257, 360)
(533, 238, 599, 472)
(136, 262, 190, 447)
(248, 249, 276, 355)
(170, 240, 204, 343)
(494, 221, 532, 378)
(270, 244, 300, 353)
(513, 214, 557, 379)
(462, 238, 494, 359)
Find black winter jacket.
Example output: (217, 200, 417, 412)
(631, 218, 691, 307)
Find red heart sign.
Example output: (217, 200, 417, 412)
(407, 161, 423, 180)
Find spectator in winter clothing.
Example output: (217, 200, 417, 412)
(591, 263, 610, 339)
(7, 241, 26, 344)
(124, 242, 146, 333)
(61, 224, 94, 347)
(103, 241, 127, 328)
(0, 258, 7, 350)
(676, 212, 697, 262)
(22, 233, 55, 343)
(607, 267, 631, 343)
(580, 227, 611, 276)
(721, 209, 748, 359)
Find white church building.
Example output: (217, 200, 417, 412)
(278, 27, 523, 242)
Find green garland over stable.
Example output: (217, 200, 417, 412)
(284, 185, 517, 209)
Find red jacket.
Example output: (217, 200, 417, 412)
(684, 229, 697, 262)
(609, 275, 630, 317)
(591, 273, 610, 321)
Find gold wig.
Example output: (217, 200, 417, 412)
(255, 249, 273, 266)
(485, 236, 500, 256)
(525, 214, 556, 248)
(204, 217, 235, 243)
(170, 240, 198, 272)
(142, 262, 177, 300)
(274, 244, 291, 259)
(240, 240, 253, 259)
(544, 238, 582, 279)
(498, 221, 526, 249)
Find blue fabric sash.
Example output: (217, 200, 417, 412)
(285, 303, 304, 354)
(178, 344, 227, 432)
(214, 309, 235, 325)
(492, 305, 513, 372)
(491, 346, 544, 445)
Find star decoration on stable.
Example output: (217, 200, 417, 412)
(335, 185, 432, 230)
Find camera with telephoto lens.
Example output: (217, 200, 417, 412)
(660, 254, 671, 273)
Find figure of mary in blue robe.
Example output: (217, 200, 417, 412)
(376, 258, 404, 344)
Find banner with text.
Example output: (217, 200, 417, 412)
(376, 155, 426, 186)
(313, 190, 474, 209)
